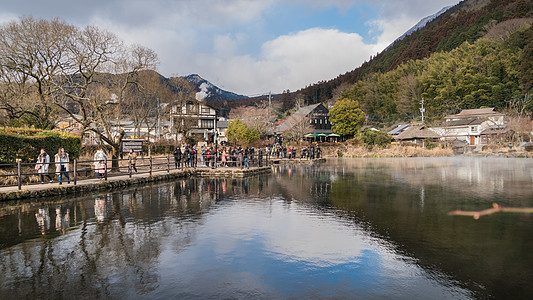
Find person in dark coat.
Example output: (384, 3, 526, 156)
(173, 146, 182, 169)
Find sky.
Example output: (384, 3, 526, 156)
(0, 0, 460, 96)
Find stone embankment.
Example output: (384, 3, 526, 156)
(270, 158, 326, 165)
(0, 166, 272, 202)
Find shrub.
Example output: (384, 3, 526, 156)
(361, 129, 392, 149)
(0, 128, 81, 163)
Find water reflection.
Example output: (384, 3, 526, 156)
(0, 158, 531, 299)
(35, 207, 50, 235)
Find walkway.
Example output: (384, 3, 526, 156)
(0, 166, 272, 201)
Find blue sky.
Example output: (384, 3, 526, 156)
(0, 0, 460, 95)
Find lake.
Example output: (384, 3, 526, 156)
(1, 157, 532, 299)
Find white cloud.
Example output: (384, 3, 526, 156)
(183, 28, 378, 95)
(0, 0, 461, 95)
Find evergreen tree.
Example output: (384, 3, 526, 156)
(329, 95, 366, 138)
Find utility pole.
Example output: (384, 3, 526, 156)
(268, 91, 272, 124)
(420, 98, 425, 123)
(157, 97, 161, 140)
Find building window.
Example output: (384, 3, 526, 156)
(471, 126, 477, 132)
(201, 106, 210, 114)
(200, 119, 214, 128)
(186, 102, 198, 114)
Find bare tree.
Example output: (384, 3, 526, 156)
(168, 77, 197, 142)
(229, 102, 272, 135)
(55, 27, 159, 168)
(282, 115, 313, 144)
(0, 17, 75, 128)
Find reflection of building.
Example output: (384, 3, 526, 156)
(444, 108, 506, 145)
(169, 100, 218, 143)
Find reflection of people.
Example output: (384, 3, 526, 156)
(35, 207, 50, 235)
(128, 149, 138, 173)
(35, 149, 53, 183)
(94, 196, 106, 223)
(94, 147, 107, 179)
(54, 148, 70, 184)
(55, 204, 70, 235)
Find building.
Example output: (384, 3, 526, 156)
(394, 125, 441, 144)
(169, 99, 218, 143)
(216, 119, 229, 144)
(273, 103, 332, 139)
(443, 108, 505, 145)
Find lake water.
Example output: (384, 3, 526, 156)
(1, 157, 532, 299)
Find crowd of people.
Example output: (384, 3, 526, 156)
(172, 145, 265, 169)
(269, 145, 322, 160)
(32, 143, 323, 184)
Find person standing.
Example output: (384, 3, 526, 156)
(221, 147, 227, 167)
(200, 146, 206, 167)
(173, 146, 182, 169)
(94, 147, 107, 179)
(54, 148, 70, 184)
(127, 149, 138, 173)
(35, 149, 53, 183)
(192, 146, 197, 168)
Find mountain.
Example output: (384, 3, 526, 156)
(386, 5, 452, 50)
(292, 0, 533, 109)
(183, 74, 247, 101)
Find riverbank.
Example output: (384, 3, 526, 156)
(320, 144, 454, 157)
(319, 144, 532, 158)
(0, 166, 272, 201)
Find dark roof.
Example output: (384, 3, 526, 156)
(481, 125, 509, 135)
(274, 103, 324, 133)
(388, 124, 410, 135)
(445, 118, 477, 127)
(311, 129, 333, 134)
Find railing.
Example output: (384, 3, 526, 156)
(0, 153, 271, 190)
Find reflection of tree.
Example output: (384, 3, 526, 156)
(0, 179, 228, 298)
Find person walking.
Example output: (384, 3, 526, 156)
(54, 148, 70, 184)
(127, 149, 138, 173)
(94, 147, 107, 180)
(35, 149, 53, 183)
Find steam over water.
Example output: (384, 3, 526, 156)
(1, 157, 532, 299)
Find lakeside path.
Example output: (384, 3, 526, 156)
(0, 166, 272, 202)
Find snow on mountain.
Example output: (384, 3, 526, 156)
(386, 6, 452, 50)
(183, 74, 247, 101)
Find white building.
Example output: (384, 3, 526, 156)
(444, 108, 506, 145)
(169, 100, 218, 143)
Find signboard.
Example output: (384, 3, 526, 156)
(122, 139, 144, 153)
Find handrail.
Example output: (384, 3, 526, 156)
(0, 152, 273, 190)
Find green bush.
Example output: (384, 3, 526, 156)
(0, 128, 81, 163)
(361, 129, 392, 149)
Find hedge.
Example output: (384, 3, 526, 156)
(0, 128, 81, 164)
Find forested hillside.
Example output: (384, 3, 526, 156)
(292, 0, 533, 120)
